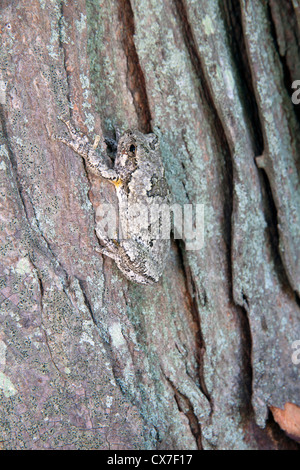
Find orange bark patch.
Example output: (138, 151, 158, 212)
(270, 403, 300, 442)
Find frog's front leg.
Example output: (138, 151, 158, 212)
(52, 117, 119, 182)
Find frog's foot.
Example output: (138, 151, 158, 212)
(52, 116, 91, 157)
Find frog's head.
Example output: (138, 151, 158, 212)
(114, 129, 160, 182)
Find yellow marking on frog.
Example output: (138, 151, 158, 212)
(112, 178, 123, 188)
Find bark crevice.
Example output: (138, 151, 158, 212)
(257, 165, 295, 293)
(165, 374, 203, 450)
(177, 243, 211, 405)
(117, 0, 152, 133)
(268, 0, 300, 123)
(1, 104, 71, 288)
(0, 104, 30, 221)
(76, 277, 97, 326)
(58, 0, 72, 118)
(173, 0, 234, 299)
(223, 0, 264, 155)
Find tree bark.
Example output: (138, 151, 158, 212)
(0, 0, 299, 450)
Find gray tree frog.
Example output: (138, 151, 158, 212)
(53, 118, 171, 285)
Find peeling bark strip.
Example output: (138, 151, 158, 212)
(172, 0, 233, 153)
(172, 381, 203, 449)
(58, 1, 72, 118)
(0, 104, 25, 214)
(240, 0, 300, 297)
(172, 0, 234, 295)
(117, 0, 152, 133)
(177, 246, 211, 403)
(172, 0, 255, 423)
(222, 0, 264, 155)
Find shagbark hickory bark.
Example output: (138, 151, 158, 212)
(0, 0, 299, 450)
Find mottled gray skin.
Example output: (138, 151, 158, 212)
(54, 118, 171, 285)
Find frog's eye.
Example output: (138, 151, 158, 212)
(129, 144, 136, 155)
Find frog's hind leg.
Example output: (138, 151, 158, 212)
(114, 245, 158, 285)
(95, 238, 121, 262)
(96, 239, 157, 285)
(96, 246, 119, 261)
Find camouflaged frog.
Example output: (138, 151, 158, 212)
(53, 118, 171, 285)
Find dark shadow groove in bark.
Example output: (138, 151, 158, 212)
(28, 254, 45, 313)
(173, 1, 260, 427)
(173, 0, 227, 116)
(166, 374, 203, 449)
(257, 167, 295, 295)
(0, 104, 29, 219)
(58, 0, 72, 118)
(224, 0, 299, 421)
(117, 0, 152, 133)
(268, 0, 300, 124)
(239, 0, 296, 298)
(176, 241, 211, 406)
(76, 277, 97, 325)
(224, 0, 296, 300)
(172, 0, 234, 299)
(36, 268, 44, 301)
(223, 0, 264, 155)
(238, 295, 254, 417)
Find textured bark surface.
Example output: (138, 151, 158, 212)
(0, 0, 299, 450)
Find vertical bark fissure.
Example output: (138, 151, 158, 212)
(172, 0, 234, 374)
(223, 0, 264, 154)
(117, 0, 152, 133)
(268, 0, 300, 124)
(172, 0, 234, 298)
(223, 1, 289, 292)
(177, 244, 211, 403)
(58, 0, 72, 118)
(27, 255, 67, 378)
(238, 298, 254, 418)
(23, 190, 70, 287)
(259, 169, 294, 292)
(76, 277, 97, 326)
(165, 374, 203, 449)
(221, 0, 265, 419)
(260, 166, 300, 305)
(1, 103, 71, 291)
(173, 0, 257, 421)
(0, 104, 30, 221)
(226, 0, 300, 419)
(238, 0, 300, 299)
